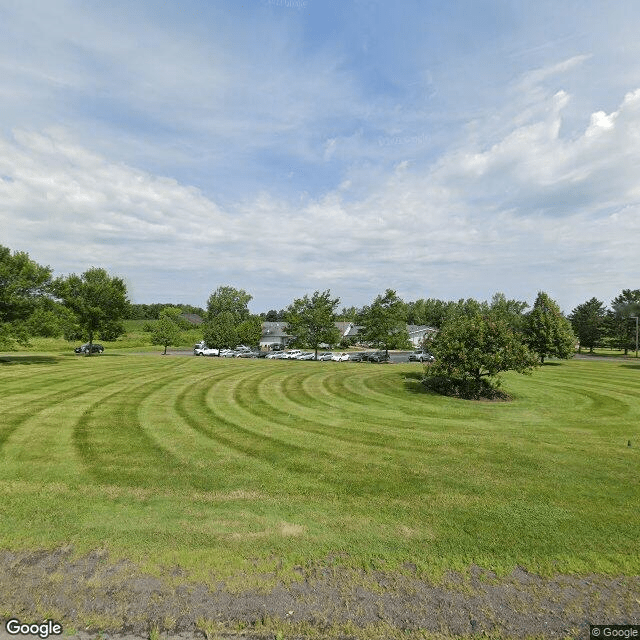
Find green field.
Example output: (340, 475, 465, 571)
(0, 354, 639, 585)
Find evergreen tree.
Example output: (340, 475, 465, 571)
(569, 298, 606, 353)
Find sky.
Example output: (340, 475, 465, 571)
(1, 0, 639, 314)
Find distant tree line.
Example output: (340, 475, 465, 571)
(2, 243, 639, 364)
(128, 302, 206, 320)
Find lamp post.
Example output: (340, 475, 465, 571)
(631, 316, 639, 358)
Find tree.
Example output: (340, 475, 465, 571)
(358, 289, 410, 355)
(151, 307, 184, 355)
(424, 311, 539, 398)
(206, 286, 252, 322)
(237, 315, 263, 347)
(0, 246, 53, 350)
(488, 293, 528, 331)
(203, 310, 239, 350)
(605, 289, 640, 354)
(284, 290, 340, 359)
(406, 298, 451, 327)
(203, 286, 253, 351)
(55, 267, 129, 355)
(25, 297, 77, 339)
(569, 298, 606, 353)
(524, 292, 575, 363)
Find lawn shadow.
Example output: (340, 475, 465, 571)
(400, 370, 432, 395)
(620, 363, 640, 371)
(0, 355, 61, 366)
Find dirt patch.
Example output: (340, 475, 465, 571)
(1, 549, 639, 639)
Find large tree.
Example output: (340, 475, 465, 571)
(203, 310, 239, 350)
(284, 290, 340, 359)
(524, 292, 575, 363)
(605, 289, 640, 355)
(425, 310, 539, 398)
(237, 315, 263, 348)
(203, 286, 256, 350)
(0, 246, 53, 350)
(358, 289, 410, 355)
(206, 286, 252, 322)
(55, 267, 129, 355)
(569, 297, 606, 353)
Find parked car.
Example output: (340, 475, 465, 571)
(201, 347, 219, 356)
(283, 349, 303, 359)
(366, 351, 389, 363)
(332, 352, 350, 361)
(265, 351, 285, 359)
(235, 350, 258, 358)
(74, 343, 104, 354)
(409, 350, 435, 363)
(219, 349, 237, 358)
(348, 352, 364, 362)
(297, 352, 315, 360)
(317, 352, 333, 361)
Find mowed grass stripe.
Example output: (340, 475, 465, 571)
(0, 368, 137, 456)
(172, 367, 332, 493)
(137, 368, 256, 470)
(73, 369, 215, 490)
(0, 355, 639, 577)
(245, 364, 408, 453)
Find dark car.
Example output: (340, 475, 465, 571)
(409, 350, 435, 363)
(366, 351, 389, 363)
(74, 343, 104, 354)
(348, 352, 365, 362)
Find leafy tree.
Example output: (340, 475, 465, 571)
(424, 310, 539, 398)
(569, 298, 606, 353)
(524, 292, 575, 363)
(206, 286, 252, 322)
(285, 290, 340, 359)
(263, 309, 286, 322)
(25, 297, 77, 338)
(55, 267, 129, 355)
(151, 307, 184, 355)
(488, 293, 528, 330)
(605, 289, 640, 354)
(237, 315, 263, 347)
(0, 246, 53, 350)
(203, 286, 254, 351)
(203, 310, 239, 350)
(406, 298, 450, 327)
(358, 289, 410, 355)
(337, 305, 360, 322)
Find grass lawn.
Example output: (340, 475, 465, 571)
(0, 354, 638, 586)
(18, 321, 204, 354)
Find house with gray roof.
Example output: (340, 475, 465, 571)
(260, 322, 293, 349)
